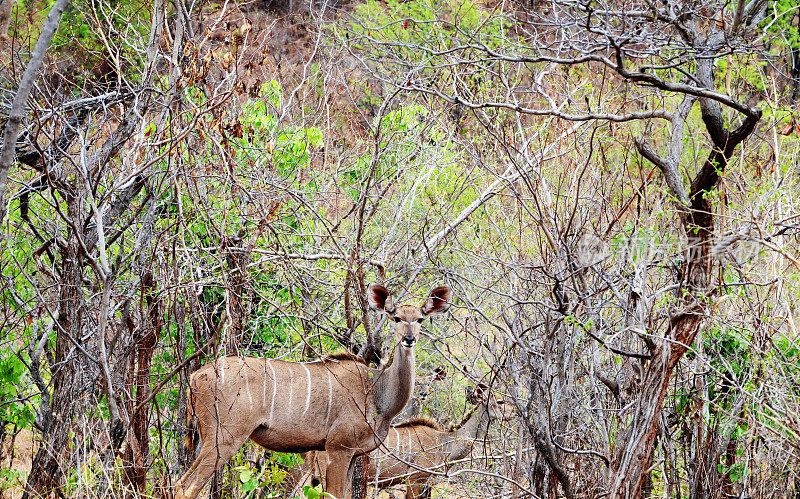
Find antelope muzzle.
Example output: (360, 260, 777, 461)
(402, 331, 416, 348)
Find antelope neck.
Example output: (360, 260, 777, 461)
(447, 404, 492, 461)
(373, 340, 415, 416)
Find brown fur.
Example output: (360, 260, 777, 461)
(449, 405, 479, 431)
(184, 412, 198, 459)
(393, 416, 441, 431)
(321, 351, 368, 364)
(298, 397, 513, 499)
(175, 284, 452, 499)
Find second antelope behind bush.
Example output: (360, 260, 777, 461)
(296, 384, 513, 499)
(174, 283, 452, 499)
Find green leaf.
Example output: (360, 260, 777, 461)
(239, 468, 253, 483)
(302, 485, 322, 499)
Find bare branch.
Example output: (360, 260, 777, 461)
(0, 0, 71, 223)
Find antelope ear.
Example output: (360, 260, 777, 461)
(475, 382, 489, 401)
(421, 285, 452, 316)
(466, 384, 487, 404)
(367, 283, 395, 314)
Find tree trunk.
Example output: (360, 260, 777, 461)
(350, 454, 368, 499)
(131, 271, 161, 491)
(0, 0, 15, 38)
(608, 343, 671, 497)
(223, 230, 250, 355)
(609, 56, 761, 495)
(175, 299, 193, 472)
(23, 185, 84, 498)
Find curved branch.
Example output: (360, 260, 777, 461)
(354, 26, 760, 118)
(403, 85, 672, 122)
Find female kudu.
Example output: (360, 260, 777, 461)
(298, 385, 513, 499)
(174, 284, 452, 499)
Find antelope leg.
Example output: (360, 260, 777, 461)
(175, 429, 248, 499)
(322, 449, 356, 499)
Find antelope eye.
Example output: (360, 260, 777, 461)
(416, 318, 424, 323)
(392, 317, 401, 323)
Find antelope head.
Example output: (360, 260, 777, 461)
(466, 383, 514, 422)
(367, 284, 453, 348)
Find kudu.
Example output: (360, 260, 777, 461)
(397, 366, 446, 422)
(298, 385, 513, 499)
(174, 284, 452, 499)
